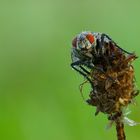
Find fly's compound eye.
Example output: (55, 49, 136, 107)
(72, 37, 77, 48)
(86, 34, 95, 44)
(85, 33, 96, 49)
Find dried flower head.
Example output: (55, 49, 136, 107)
(87, 54, 138, 116)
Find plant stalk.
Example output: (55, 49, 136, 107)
(115, 120, 126, 140)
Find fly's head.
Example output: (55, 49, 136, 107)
(71, 31, 97, 63)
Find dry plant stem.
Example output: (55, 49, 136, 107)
(116, 120, 126, 140)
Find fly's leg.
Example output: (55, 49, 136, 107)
(71, 61, 93, 87)
(79, 80, 89, 101)
(79, 66, 90, 75)
(71, 60, 102, 86)
(85, 62, 116, 83)
(101, 33, 133, 55)
(71, 60, 116, 87)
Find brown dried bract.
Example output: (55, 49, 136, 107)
(87, 52, 138, 116)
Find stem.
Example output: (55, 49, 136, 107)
(115, 120, 126, 140)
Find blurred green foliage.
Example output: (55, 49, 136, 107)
(0, 0, 140, 140)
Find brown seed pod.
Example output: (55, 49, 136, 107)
(87, 54, 138, 115)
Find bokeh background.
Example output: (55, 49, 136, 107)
(0, 0, 140, 140)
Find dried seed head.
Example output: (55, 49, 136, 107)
(87, 53, 138, 116)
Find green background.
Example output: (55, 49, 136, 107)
(0, 0, 140, 140)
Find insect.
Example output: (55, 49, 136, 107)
(71, 31, 133, 86)
(71, 31, 139, 140)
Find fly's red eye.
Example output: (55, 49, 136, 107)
(72, 37, 77, 48)
(86, 34, 95, 44)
